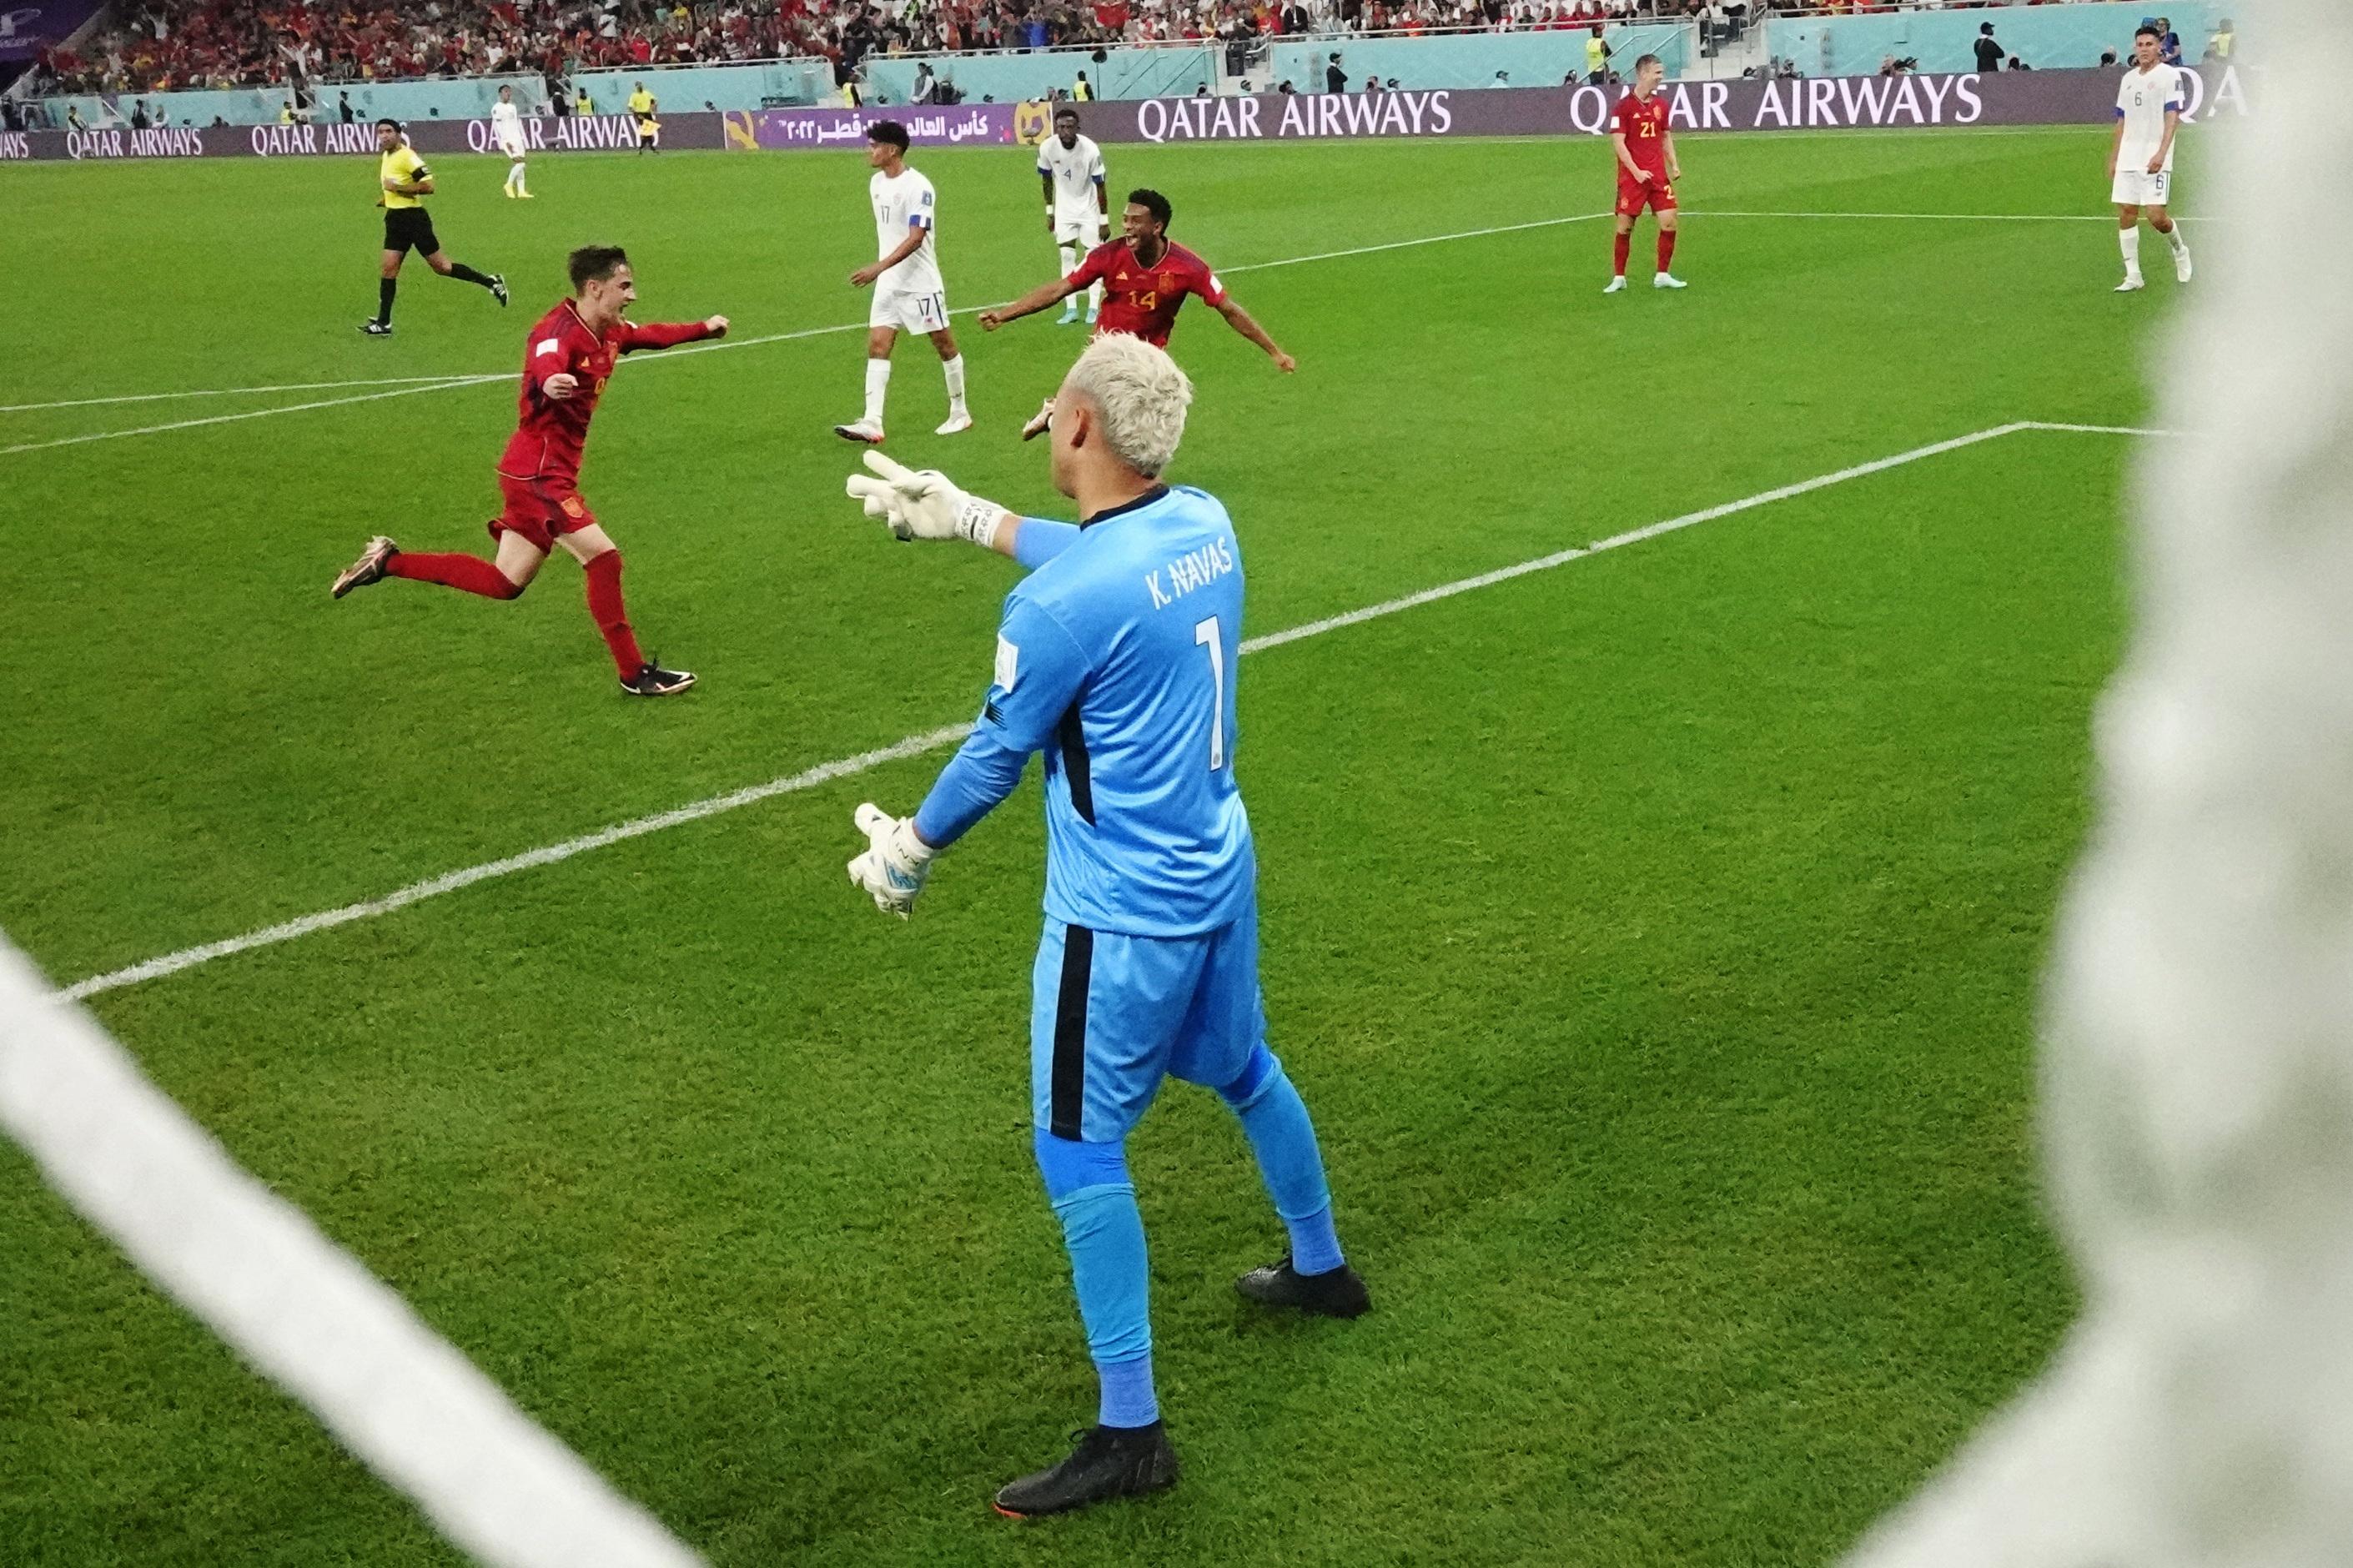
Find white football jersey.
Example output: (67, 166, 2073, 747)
(491, 100, 525, 147)
(2114, 63, 2187, 169)
(870, 167, 943, 293)
(1037, 133, 1107, 223)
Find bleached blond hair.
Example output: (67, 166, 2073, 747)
(1062, 332, 1194, 478)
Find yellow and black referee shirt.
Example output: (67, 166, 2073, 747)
(380, 143, 430, 209)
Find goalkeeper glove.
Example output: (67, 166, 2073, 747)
(843, 450, 1008, 546)
(846, 802, 937, 917)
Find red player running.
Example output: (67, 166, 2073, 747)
(977, 186, 1294, 439)
(331, 245, 727, 696)
(1606, 54, 1687, 294)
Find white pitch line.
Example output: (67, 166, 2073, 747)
(13, 208, 2144, 437)
(1687, 209, 2214, 224)
(2018, 420, 2182, 438)
(0, 376, 511, 457)
(61, 418, 2156, 1003)
(7, 212, 1617, 442)
(60, 723, 975, 1002)
(0, 373, 522, 414)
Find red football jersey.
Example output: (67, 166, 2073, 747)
(1068, 239, 1227, 349)
(1611, 90, 1671, 175)
(497, 301, 715, 484)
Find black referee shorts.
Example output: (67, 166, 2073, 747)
(383, 207, 440, 257)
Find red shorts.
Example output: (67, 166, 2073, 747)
(1616, 173, 1677, 216)
(488, 472, 597, 554)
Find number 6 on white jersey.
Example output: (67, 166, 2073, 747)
(1194, 615, 1225, 771)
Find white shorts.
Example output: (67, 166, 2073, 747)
(1054, 216, 1105, 254)
(496, 136, 526, 158)
(871, 287, 948, 334)
(2111, 166, 2173, 209)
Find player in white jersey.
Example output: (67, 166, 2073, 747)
(491, 85, 532, 199)
(1037, 105, 1109, 326)
(2109, 25, 2192, 292)
(837, 120, 972, 441)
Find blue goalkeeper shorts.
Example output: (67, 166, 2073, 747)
(1030, 903, 1265, 1143)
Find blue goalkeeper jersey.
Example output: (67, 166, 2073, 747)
(914, 484, 1254, 937)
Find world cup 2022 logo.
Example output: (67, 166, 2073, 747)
(1013, 100, 1053, 148)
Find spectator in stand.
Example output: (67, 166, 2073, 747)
(1973, 21, 2004, 73)
(1280, 1, 1308, 33)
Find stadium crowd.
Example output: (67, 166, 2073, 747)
(21, 0, 2149, 98)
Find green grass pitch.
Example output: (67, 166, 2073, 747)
(2, 123, 2188, 1564)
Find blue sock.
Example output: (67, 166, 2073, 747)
(1096, 1354, 1157, 1430)
(1034, 1128, 1159, 1430)
(1220, 1047, 1346, 1276)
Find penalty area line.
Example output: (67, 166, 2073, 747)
(61, 417, 2152, 1003)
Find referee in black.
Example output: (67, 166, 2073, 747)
(365, 118, 506, 336)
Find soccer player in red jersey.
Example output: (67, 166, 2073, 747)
(978, 188, 1294, 439)
(330, 245, 727, 697)
(1606, 54, 1687, 294)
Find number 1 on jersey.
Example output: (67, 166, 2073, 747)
(1194, 616, 1225, 771)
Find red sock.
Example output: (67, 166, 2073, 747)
(584, 550, 644, 679)
(1612, 232, 1632, 278)
(386, 550, 521, 600)
(1657, 229, 1678, 273)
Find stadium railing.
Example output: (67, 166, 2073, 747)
(1268, 21, 1691, 93)
(23, 56, 836, 129)
(1762, 0, 2229, 76)
(857, 43, 1221, 106)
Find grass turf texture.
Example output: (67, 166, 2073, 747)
(1, 125, 2181, 1563)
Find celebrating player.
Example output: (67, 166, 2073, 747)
(836, 120, 972, 443)
(491, 85, 533, 199)
(1604, 54, 1686, 294)
(363, 118, 508, 335)
(840, 332, 1369, 1517)
(2109, 25, 2194, 292)
(1038, 105, 1109, 326)
(332, 245, 726, 697)
(978, 188, 1295, 440)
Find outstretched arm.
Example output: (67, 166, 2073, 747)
(617, 315, 729, 353)
(1213, 296, 1296, 372)
(913, 598, 1090, 849)
(845, 451, 1083, 566)
(979, 274, 1083, 330)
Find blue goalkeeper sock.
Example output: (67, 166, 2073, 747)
(1033, 1128, 1159, 1430)
(1220, 1046, 1345, 1276)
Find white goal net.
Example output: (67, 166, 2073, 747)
(1852, 11, 2353, 1565)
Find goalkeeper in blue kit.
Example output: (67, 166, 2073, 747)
(842, 332, 1370, 1519)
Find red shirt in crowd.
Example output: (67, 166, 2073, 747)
(498, 301, 716, 485)
(1068, 239, 1228, 349)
